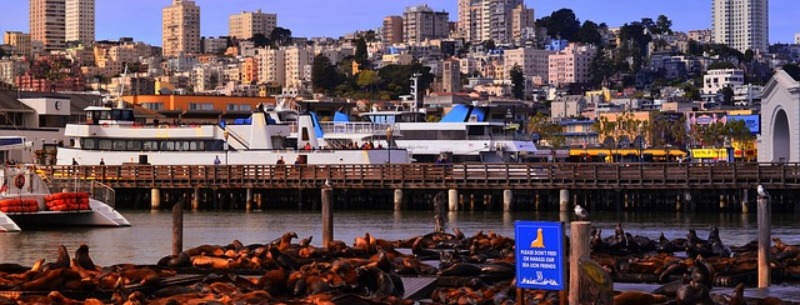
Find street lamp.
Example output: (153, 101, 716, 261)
(385, 127, 394, 164)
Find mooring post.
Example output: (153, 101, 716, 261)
(434, 191, 447, 233)
(321, 187, 333, 249)
(559, 189, 570, 212)
(191, 188, 200, 210)
(393, 189, 404, 211)
(758, 194, 771, 288)
(172, 203, 183, 256)
(503, 190, 513, 212)
(569, 221, 591, 305)
(246, 188, 253, 211)
(151, 188, 161, 210)
(448, 189, 458, 211)
(256, 193, 263, 210)
(741, 189, 750, 214)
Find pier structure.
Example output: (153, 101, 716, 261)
(42, 163, 800, 212)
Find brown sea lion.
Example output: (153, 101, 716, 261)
(613, 291, 668, 305)
(48, 291, 84, 305)
(191, 255, 234, 269)
(278, 231, 298, 251)
(20, 269, 80, 291)
(74, 243, 96, 271)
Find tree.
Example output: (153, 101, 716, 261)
(354, 38, 369, 67)
(537, 8, 581, 41)
(743, 49, 754, 62)
(589, 48, 614, 87)
(528, 113, 565, 161)
(363, 30, 377, 42)
(250, 33, 271, 48)
(0, 48, 6, 58)
(782, 64, 800, 80)
(576, 20, 603, 46)
(311, 54, 342, 94)
(270, 27, 292, 47)
(687, 40, 704, 56)
(510, 65, 525, 99)
(483, 40, 496, 51)
(655, 15, 673, 35)
(356, 70, 381, 94)
(721, 86, 735, 106)
(707, 62, 736, 70)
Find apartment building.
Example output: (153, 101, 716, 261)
(382, 16, 404, 44)
(229, 9, 277, 40)
(702, 68, 745, 95)
(30, 0, 66, 51)
(403, 5, 449, 45)
(256, 48, 285, 86)
(162, 0, 201, 57)
(284, 46, 314, 90)
(711, 0, 768, 53)
(441, 58, 461, 93)
(65, 0, 94, 45)
(503, 48, 556, 83)
(457, 0, 533, 45)
(548, 43, 596, 87)
(3, 32, 32, 56)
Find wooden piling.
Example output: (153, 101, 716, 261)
(151, 188, 161, 210)
(758, 195, 771, 288)
(321, 187, 333, 249)
(569, 221, 591, 305)
(172, 203, 183, 256)
(434, 191, 447, 233)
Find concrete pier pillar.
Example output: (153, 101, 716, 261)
(393, 189, 404, 211)
(559, 189, 570, 212)
(448, 189, 458, 211)
(741, 189, 750, 214)
(624, 193, 630, 209)
(246, 189, 253, 211)
(675, 195, 682, 211)
(534, 192, 540, 211)
(503, 190, 513, 212)
(191, 188, 200, 210)
(468, 194, 474, 211)
(256, 193, 262, 210)
(151, 188, 161, 210)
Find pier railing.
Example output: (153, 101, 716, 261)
(39, 163, 800, 190)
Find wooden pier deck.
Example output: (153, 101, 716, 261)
(41, 163, 800, 191)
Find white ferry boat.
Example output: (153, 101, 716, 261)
(358, 104, 537, 163)
(56, 104, 410, 166)
(0, 137, 130, 232)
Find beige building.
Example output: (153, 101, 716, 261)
(403, 4, 449, 44)
(65, 0, 94, 45)
(30, 0, 66, 51)
(3, 32, 32, 56)
(457, 0, 532, 45)
(504, 48, 555, 83)
(256, 48, 286, 86)
(284, 46, 314, 90)
(441, 58, 461, 93)
(548, 43, 596, 87)
(712, 0, 768, 53)
(229, 9, 277, 40)
(510, 4, 535, 45)
(162, 0, 201, 57)
(382, 16, 403, 44)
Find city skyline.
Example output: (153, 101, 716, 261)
(0, 0, 798, 46)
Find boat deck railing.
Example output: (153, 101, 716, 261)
(288, 122, 397, 135)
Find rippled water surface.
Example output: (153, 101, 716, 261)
(1, 210, 799, 266)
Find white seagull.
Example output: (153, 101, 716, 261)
(757, 185, 769, 198)
(324, 179, 334, 188)
(574, 205, 588, 221)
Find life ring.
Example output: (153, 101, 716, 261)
(13, 174, 25, 189)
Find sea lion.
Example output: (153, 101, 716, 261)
(157, 251, 191, 267)
(676, 280, 712, 305)
(438, 263, 482, 277)
(277, 232, 298, 251)
(299, 235, 313, 247)
(727, 283, 746, 305)
(613, 291, 668, 305)
(74, 243, 96, 271)
(48, 291, 84, 305)
(356, 266, 398, 298)
(0, 263, 29, 274)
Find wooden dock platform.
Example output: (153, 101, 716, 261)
(615, 282, 800, 304)
(40, 163, 800, 191)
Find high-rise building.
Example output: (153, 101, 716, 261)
(795, 33, 800, 45)
(382, 16, 404, 44)
(162, 0, 201, 57)
(65, 0, 95, 45)
(504, 48, 556, 83)
(458, 0, 532, 45)
(711, 0, 768, 53)
(403, 5, 449, 44)
(229, 9, 277, 40)
(510, 4, 534, 46)
(3, 31, 32, 56)
(30, 0, 66, 51)
(548, 43, 596, 87)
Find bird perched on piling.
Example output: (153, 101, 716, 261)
(324, 179, 333, 188)
(575, 204, 588, 221)
(757, 185, 769, 198)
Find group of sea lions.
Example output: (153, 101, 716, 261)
(0, 227, 796, 305)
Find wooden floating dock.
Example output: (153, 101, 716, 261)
(615, 282, 800, 305)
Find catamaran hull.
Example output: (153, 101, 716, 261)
(0, 199, 130, 232)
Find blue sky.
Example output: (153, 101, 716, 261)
(1, 0, 797, 45)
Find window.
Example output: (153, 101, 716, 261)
(113, 140, 127, 151)
(127, 141, 142, 151)
(98, 140, 112, 150)
(82, 139, 96, 149)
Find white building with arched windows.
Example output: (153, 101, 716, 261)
(758, 70, 800, 163)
